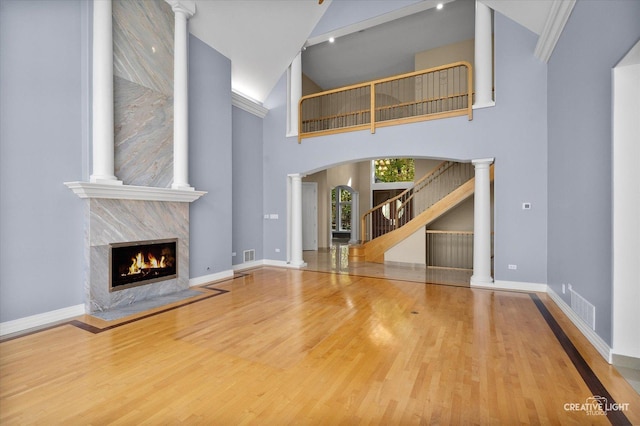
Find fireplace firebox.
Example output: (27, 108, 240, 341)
(110, 238, 178, 291)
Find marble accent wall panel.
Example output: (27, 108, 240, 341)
(86, 199, 189, 313)
(113, 0, 174, 187)
(114, 76, 173, 187)
(113, 0, 173, 96)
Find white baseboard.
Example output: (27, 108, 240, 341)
(264, 259, 306, 268)
(233, 259, 306, 271)
(547, 286, 612, 363)
(472, 280, 548, 293)
(0, 304, 85, 337)
(189, 269, 234, 287)
(233, 260, 265, 271)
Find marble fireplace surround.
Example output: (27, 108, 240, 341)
(65, 0, 205, 313)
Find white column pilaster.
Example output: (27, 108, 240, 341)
(474, 1, 495, 109)
(471, 158, 494, 286)
(289, 174, 307, 267)
(91, 0, 121, 184)
(287, 52, 302, 137)
(169, 1, 196, 190)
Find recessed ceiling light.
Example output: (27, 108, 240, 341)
(436, 3, 443, 10)
(329, 37, 335, 43)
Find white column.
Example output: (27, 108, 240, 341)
(474, 1, 495, 109)
(471, 158, 494, 286)
(169, 1, 196, 190)
(289, 174, 307, 267)
(287, 51, 302, 137)
(90, 0, 121, 184)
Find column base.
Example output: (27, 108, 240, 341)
(472, 100, 496, 109)
(288, 260, 307, 268)
(90, 175, 123, 185)
(171, 183, 195, 191)
(470, 275, 494, 287)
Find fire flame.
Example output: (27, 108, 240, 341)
(128, 252, 167, 275)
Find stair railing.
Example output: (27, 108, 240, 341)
(299, 62, 473, 142)
(361, 161, 474, 242)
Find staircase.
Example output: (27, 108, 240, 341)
(350, 162, 494, 263)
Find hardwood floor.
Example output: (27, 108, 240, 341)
(1, 267, 639, 424)
(303, 244, 473, 287)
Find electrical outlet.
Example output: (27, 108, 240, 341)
(562, 283, 566, 294)
(522, 202, 532, 210)
(508, 264, 517, 270)
(275, 248, 280, 253)
(568, 283, 572, 291)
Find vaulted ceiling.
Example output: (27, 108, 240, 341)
(188, 0, 562, 104)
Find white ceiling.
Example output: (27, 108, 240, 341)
(303, 0, 475, 90)
(188, 0, 557, 103)
(189, 0, 332, 103)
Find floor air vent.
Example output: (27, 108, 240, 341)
(243, 249, 255, 263)
(570, 288, 596, 330)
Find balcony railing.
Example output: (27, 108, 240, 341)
(299, 61, 473, 142)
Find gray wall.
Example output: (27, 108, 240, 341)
(547, 0, 640, 345)
(262, 12, 548, 285)
(189, 34, 233, 277)
(232, 106, 264, 264)
(0, 5, 234, 322)
(0, 0, 86, 321)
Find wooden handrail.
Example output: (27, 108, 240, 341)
(360, 160, 456, 242)
(362, 160, 449, 219)
(299, 61, 473, 142)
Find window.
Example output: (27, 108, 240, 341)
(331, 186, 352, 232)
(373, 158, 415, 183)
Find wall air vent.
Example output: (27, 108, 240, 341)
(243, 249, 255, 263)
(570, 287, 596, 330)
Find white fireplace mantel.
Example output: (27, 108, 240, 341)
(64, 181, 206, 203)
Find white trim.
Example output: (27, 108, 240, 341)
(547, 286, 612, 362)
(305, 0, 455, 47)
(534, 0, 576, 63)
(165, 0, 196, 17)
(232, 91, 269, 118)
(0, 304, 85, 337)
(233, 259, 308, 271)
(472, 101, 495, 109)
(233, 260, 265, 271)
(64, 181, 206, 202)
(189, 270, 234, 287)
(473, 279, 548, 293)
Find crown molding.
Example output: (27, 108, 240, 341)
(64, 182, 206, 203)
(534, 0, 576, 63)
(232, 91, 269, 118)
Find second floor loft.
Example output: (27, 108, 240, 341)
(294, 1, 500, 142)
(299, 61, 474, 141)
